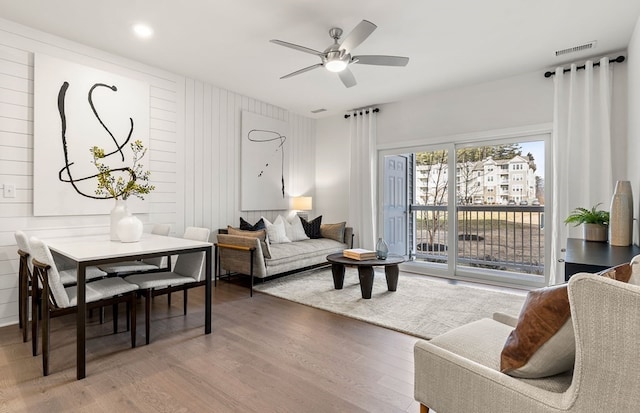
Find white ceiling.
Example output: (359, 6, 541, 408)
(1, 0, 640, 118)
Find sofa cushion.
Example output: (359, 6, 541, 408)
(284, 215, 310, 242)
(500, 284, 573, 378)
(266, 238, 344, 267)
(320, 222, 346, 242)
(227, 226, 271, 259)
(263, 216, 291, 244)
(239, 217, 266, 231)
(301, 215, 322, 239)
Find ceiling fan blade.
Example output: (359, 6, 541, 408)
(280, 63, 323, 79)
(338, 67, 357, 88)
(353, 55, 410, 66)
(339, 20, 377, 53)
(270, 39, 323, 56)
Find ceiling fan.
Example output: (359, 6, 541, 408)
(270, 20, 409, 88)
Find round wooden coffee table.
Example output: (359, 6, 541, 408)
(326, 253, 406, 299)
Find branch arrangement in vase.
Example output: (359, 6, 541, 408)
(90, 140, 155, 200)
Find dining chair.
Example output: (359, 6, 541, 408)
(29, 237, 139, 376)
(15, 231, 109, 355)
(98, 224, 172, 274)
(124, 227, 210, 344)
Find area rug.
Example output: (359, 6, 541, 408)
(254, 267, 526, 340)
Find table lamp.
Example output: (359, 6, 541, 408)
(292, 196, 312, 220)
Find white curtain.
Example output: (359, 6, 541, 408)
(550, 58, 613, 284)
(348, 109, 377, 250)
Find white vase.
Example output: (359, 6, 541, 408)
(609, 180, 633, 246)
(117, 215, 144, 243)
(110, 199, 130, 241)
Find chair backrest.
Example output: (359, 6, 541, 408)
(173, 227, 211, 281)
(567, 274, 640, 411)
(14, 230, 33, 273)
(143, 224, 173, 267)
(29, 237, 71, 308)
(151, 224, 171, 236)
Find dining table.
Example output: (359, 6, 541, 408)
(44, 232, 213, 380)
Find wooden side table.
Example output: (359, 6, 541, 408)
(326, 253, 406, 299)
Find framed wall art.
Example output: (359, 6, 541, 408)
(33, 53, 150, 216)
(241, 111, 289, 211)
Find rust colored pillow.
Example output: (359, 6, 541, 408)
(500, 284, 573, 378)
(501, 263, 634, 378)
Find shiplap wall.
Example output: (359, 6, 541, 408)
(0, 18, 316, 327)
(182, 79, 316, 232)
(0, 18, 184, 327)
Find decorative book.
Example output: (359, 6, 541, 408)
(343, 248, 377, 260)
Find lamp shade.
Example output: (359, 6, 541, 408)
(292, 196, 312, 211)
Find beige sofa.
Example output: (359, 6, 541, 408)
(413, 274, 640, 413)
(216, 226, 353, 295)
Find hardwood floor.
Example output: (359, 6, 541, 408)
(0, 279, 421, 412)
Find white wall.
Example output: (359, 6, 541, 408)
(315, 115, 349, 223)
(0, 18, 316, 326)
(627, 15, 640, 244)
(316, 64, 629, 227)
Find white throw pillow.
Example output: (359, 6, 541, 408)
(263, 216, 291, 244)
(284, 215, 310, 242)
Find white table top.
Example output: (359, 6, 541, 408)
(45, 233, 212, 262)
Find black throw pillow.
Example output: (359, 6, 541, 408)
(239, 217, 266, 231)
(300, 215, 323, 239)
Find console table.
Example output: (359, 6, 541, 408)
(564, 238, 640, 281)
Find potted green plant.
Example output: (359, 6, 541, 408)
(564, 203, 610, 242)
(90, 140, 155, 241)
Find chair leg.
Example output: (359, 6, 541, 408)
(18, 269, 25, 330)
(130, 294, 137, 348)
(145, 289, 151, 345)
(42, 307, 50, 376)
(183, 289, 188, 315)
(31, 285, 39, 357)
(99, 306, 105, 324)
(112, 303, 118, 334)
(21, 276, 29, 342)
(126, 301, 131, 332)
(420, 404, 430, 413)
(167, 291, 171, 306)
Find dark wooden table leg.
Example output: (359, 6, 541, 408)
(358, 266, 374, 299)
(205, 246, 212, 334)
(331, 263, 345, 289)
(385, 264, 399, 291)
(77, 262, 86, 380)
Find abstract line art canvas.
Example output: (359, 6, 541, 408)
(33, 54, 150, 216)
(241, 111, 289, 211)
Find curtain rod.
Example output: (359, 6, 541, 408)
(544, 55, 625, 78)
(344, 108, 380, 119)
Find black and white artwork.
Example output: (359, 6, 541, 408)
(33, 54, 149, 216)
(241, 111, 289, 211)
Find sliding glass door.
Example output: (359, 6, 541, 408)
(380, 133, 548, 287)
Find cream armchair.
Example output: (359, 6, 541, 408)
(414, 274, 640, 413)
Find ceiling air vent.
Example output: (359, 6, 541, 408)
(310, 108, 327, 114)
(555, 41, 597, 57)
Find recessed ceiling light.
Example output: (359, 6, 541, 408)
(133, 23, 154, 39)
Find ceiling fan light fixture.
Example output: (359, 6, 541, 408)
(325, 59, 348, 73)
